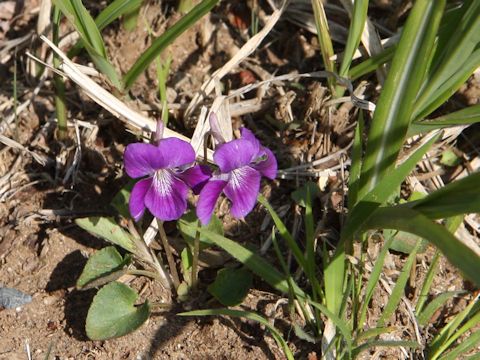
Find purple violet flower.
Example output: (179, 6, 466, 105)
(197, 127, 277, 225)
(124, 138, 211, 222)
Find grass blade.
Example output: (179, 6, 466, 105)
(415, 251, 439, 314)
(179, 309, 294, 360)
(308, 300, 353, 353)
(353, 340, 419, 357)
(363, 207, 480, 287)
(349, 46, 395, 80)
(68, 0, 143, 58)
(123, 0, 218, 90)
(378, 241, 421, 326)
(415, 2, 480, 115)
(416, 215, 463, 314)
(410, 104, 480, 135)
(338, 0, 369, 78)
(358, 233, 395, 329)
(417, 291, 465, 326)
(53, 0, 122, 88)
(343, 131, 440, 241)
(178, 220, 306, 298)
(311, 0, 336, 93)
(359, 0, 445, 194)
(95, 0, 143, 30)
(258, 195, 308, 271)
(406, 172, 480, 219)
(413, 48, 480, 120)
(438, 330, 480, 360)
(347, 112, 364, 211)
(429, 297, 480, 359)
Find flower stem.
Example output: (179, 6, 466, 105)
(52, 6, 68, 141)
(191, 220, 201, 289)
(157, 220, 181, 289)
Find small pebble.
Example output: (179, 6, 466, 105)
(0, 287, 32, 309)
(43, 295, 58, 306)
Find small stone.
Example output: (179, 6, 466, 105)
(43, 295, 58, 306)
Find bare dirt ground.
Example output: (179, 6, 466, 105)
(0, 1, 479, 359)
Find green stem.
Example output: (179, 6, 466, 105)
(191, 221, 201, 289)
(157, 220, 181, 289)
(52, 6, 68, 141)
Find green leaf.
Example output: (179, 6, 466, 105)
(349, 46, 395, 80)
(348, 113, 364, 210)
(291, 182, 320, 208)
(180, 221, 305, 299)
(177, 210, 223, 249)
(358, 233, 395, 329)
(353, 340, 419, 358)
(110, 182, 134, 218)
(68, 0, 143, 57)
(77, 246, 129, 288)
(414, 48, 480, 120)
(75, 217, 136, 253)
(429, 301, 480, 359)
(311, 0, 336, 93)
(179, 309, 294, 360)
(208, 267, 252, 306)
(338, 0, 369, 78)
(440, 149, 460, 167)
(343, 132, 439, 241)
(95, 0, 142, 30)
(258, 195, 308, 271)
(378, 241, 421, 326)
(122, 5, 140, 31)
(409, 104, 480, 135)
(359, 0, 445, 194)
(53, 0, 106, 57)
(363, 206, 480, 287)
(123, 0, 218, 89)
(86, 282, 150, 340)
(355, 327, 396, 343)
(439, 330, 480, 360)
(308, 300, 353, 352)
(417, 291, 465, 326)
(406, 172, 480, 219)
(53, 0, 122, 88)
(414, 2, 480, 119)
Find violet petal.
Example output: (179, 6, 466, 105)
(156, 138, 196, 168)
(224, 166, 261, 219)
(124, 143, 164, 178)
(240, 127, 260, 149)
(252, 147, 277, 180)
(213, 139, 259, 173)
(178, 165, 212, 195)
(197, 179, 228, 225)
(144, 170, 189, 221)
(129, 178, 152, 221)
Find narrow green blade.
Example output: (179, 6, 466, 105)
(359, 0, 445, 194)
(363, 207, 480, 287)
(123, 0, 218, 89)
(179, 309, 294, 360)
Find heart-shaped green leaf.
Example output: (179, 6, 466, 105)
(77, 246, 130, 288)
(208, 267, 252, 306)
(86, 282, 150, 340)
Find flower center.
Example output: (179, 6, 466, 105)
(153, 169, 174, 196)
(229, 167, 249, 189)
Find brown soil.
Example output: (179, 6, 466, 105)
(1, 1, 479, 359)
